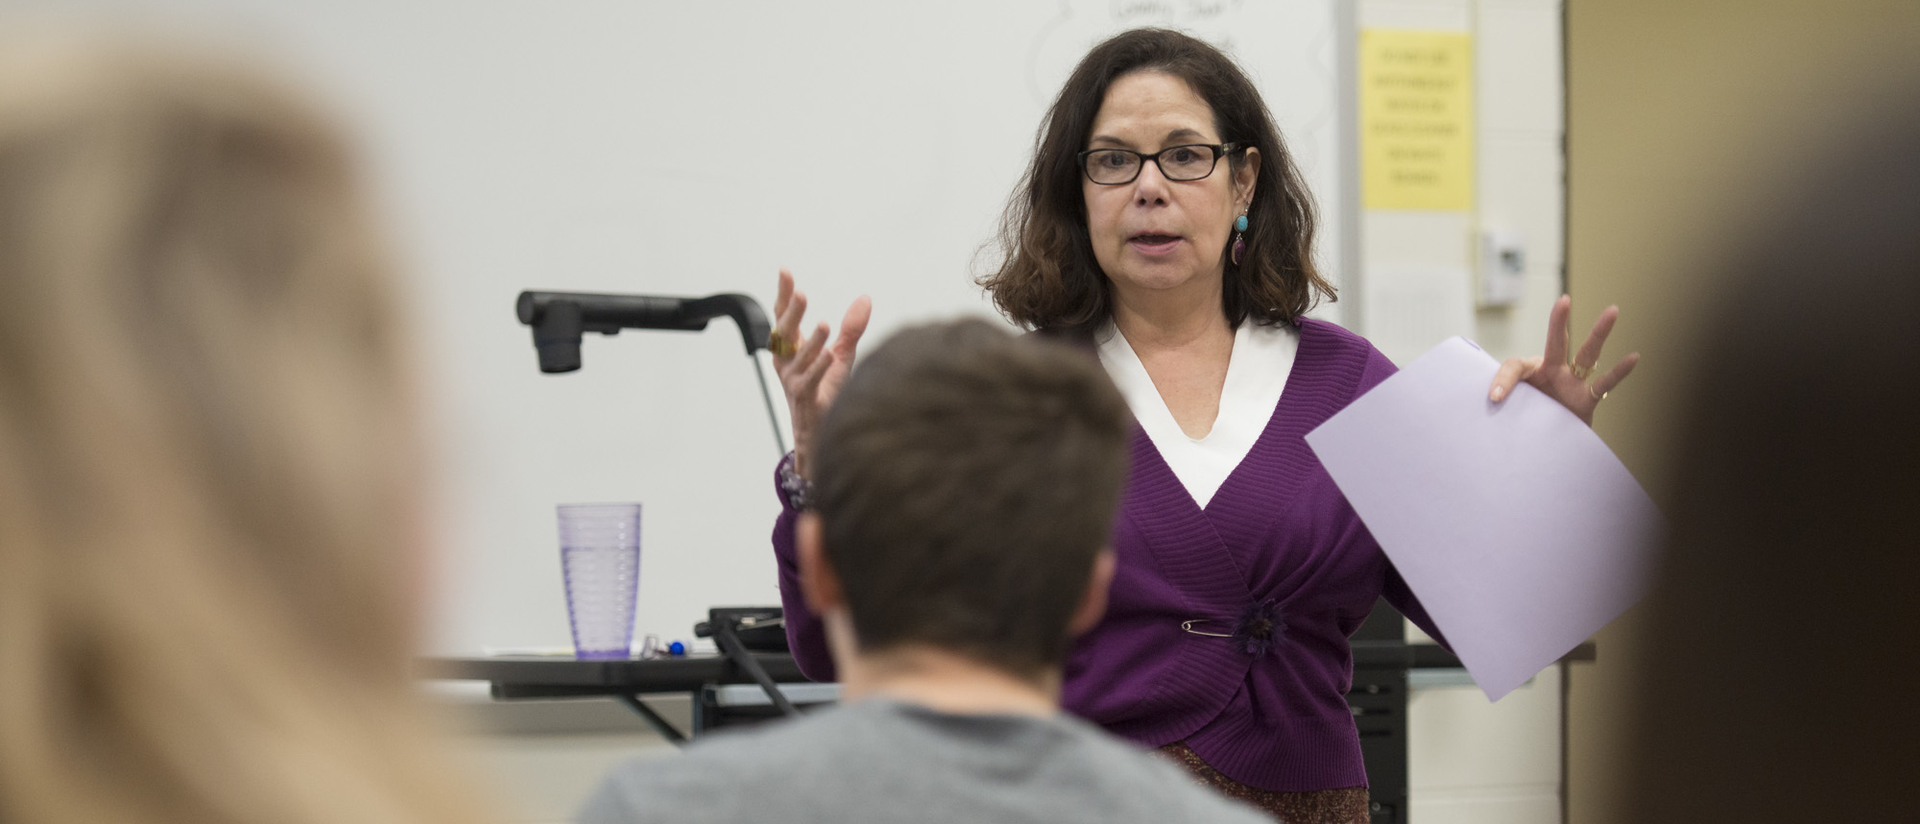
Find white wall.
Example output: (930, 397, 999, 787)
(1360, 1, 1570, 823)
(6, 2, 1569, 821)
(8, 0, 1349, 657)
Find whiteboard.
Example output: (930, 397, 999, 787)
(17, 0, 1346, 654)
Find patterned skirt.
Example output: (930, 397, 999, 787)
(1158, 741, 1371, 824)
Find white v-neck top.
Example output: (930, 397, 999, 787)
(1095, 320, 1299, 509)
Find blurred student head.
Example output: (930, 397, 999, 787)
(1624, 94, 1920, 822)
(798, 319, 1132, 682)
(0, 35, 486, 824)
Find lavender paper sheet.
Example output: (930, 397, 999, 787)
(1305, 337, 1662, 700)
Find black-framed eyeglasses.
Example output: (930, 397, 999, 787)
(1077, 143, 1241, 185)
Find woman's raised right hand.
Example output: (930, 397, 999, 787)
(772, 268, 871, 479)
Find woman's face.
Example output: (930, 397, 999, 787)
(1082, 71, 1258, 306)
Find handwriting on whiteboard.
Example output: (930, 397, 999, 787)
(1026, 0, 1267, 107)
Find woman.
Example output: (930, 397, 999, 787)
(768, 29, 1635, 821)
(0, 38, 491, 824)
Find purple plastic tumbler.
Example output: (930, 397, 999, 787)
(556, 503, 641, 660)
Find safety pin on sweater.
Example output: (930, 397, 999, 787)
(1180, 619, 1234, 638)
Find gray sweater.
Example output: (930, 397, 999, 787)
(577, 698, 1272, 824)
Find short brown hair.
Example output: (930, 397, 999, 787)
(979, 28, 1333, 335)
(809, 320, 1131, 677)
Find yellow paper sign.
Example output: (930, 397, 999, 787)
(1361, 30, 1474, 211)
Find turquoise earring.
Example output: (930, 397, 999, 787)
(1231, 212, 1249, 265)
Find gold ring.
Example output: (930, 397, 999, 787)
(1569, 362, 1594, 380)
(766, 330, 797, 358)
(1588, 385, 1608, 402)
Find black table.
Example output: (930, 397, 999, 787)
(417, 652, 809, 743)
(1347, 640, 1595, 824)
(418, 653, 805, 699)
(421, 640, 1594, 824)
(414, 643, 1507, 701)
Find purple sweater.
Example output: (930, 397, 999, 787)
(771, 318, 1446, 792)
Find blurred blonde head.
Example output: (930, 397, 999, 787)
(0, 35, 486, 824)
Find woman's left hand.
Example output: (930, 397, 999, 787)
(1488, 295, 1640, 426)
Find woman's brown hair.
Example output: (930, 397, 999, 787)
(980, 28, 1334, 334)
(0, 36, 491, 824)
